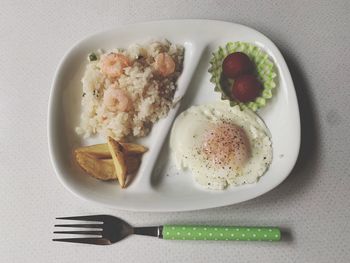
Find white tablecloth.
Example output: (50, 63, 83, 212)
(1, 1, 349, 262)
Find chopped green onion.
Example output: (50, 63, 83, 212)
(88, 53, 97, 61)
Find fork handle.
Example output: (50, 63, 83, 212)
(162, 225, 280, 241)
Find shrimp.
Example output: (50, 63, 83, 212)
(154, 53, 176, 77)
(100, 53, 130, 78)
(103, 87, 131, 112)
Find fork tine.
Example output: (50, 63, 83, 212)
(56, 215, 104, 222)
(54, 230, 102, 235)
(54, 224, 102, 228)
(52, 238, 110, 245)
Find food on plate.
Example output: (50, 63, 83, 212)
(154, 53, 176, 77)
(75, 40, 184, 140)
(119, 142, 148, 155)
(101, 53, 131, 78)
(103, 87, 131, 112)
(75, 152, 116, 180)
(124, 155, 141, 174)
(74, 138, 147, 188)
(209, 42, 277, 111)
(75, 144, 111, 159)
(75, 153, 142, 182)
(232, 74, 262, 102)
(170, 102, 272, 190)
(221, 51, 263, 102)
(75, 142, 148, 158)
(107, 137, 127, 188)
(222, 52, 254, 79)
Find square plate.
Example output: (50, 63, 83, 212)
(48, 20, 300, 211)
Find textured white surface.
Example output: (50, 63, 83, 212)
(0, 0, 349, 262)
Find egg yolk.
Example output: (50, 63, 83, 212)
(201, 123, 250, 168)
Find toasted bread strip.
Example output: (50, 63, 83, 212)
(75, 152, 116, 181)
(75, 152, 141, 181)
(104, 156, 140, 174)
(120, 142, 148, 155)
(107, 137, 127, 188)
(75, 142, 148, 158)
(124, 155, 141, 174)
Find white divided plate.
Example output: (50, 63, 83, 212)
(48, 20, 300, 212)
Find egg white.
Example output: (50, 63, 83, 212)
(170, 102, 272, 190)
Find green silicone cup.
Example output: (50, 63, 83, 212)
(163, 225, 281, 241)
(208, 42, 277, 111)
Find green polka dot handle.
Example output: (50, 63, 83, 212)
(163, 225, 280, 241)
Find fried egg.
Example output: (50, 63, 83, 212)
(170, 102, 272, 190)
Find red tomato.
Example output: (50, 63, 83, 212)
(222, 52, 254, 79)
(232, 74, 262, 102)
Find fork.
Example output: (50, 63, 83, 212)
(53, 215, 281, 245)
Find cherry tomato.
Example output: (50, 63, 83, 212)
(232, 74, 262, 102)
(222, 52, 254, 79)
